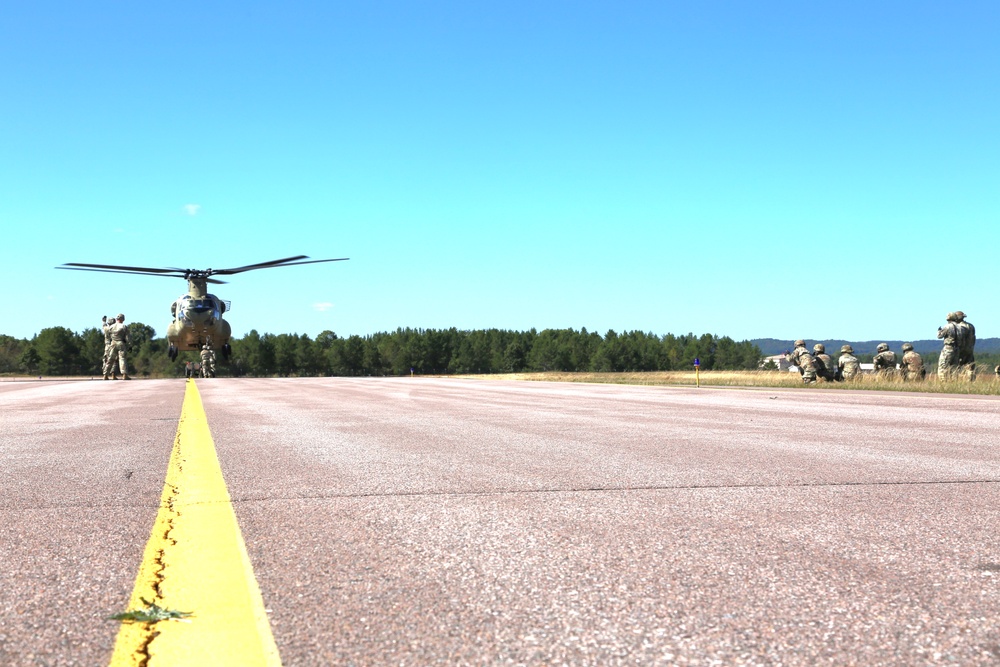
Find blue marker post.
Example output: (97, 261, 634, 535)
(693, 357, 700, 388)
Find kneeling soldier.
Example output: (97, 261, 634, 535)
(785, 340, 818, 384)
(838, 345, 860, 380)
(812, 343, 836, 382)
(900, 343, 926, 381)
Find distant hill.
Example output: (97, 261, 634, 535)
(752, 338, 1000, 357)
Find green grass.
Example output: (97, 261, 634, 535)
(469, 370, 1000, 395)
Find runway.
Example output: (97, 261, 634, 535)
(2, 377, 999, 665)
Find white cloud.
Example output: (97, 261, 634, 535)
(313, 302, 334, 312)
(183, 204, 201, 216)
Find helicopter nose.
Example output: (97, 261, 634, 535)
(186, 308, 212, 323)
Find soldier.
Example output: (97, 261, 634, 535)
(785, 339, 817, 384)
(102, 315, 112, 377)
(954, 311, 976, 380)
(872, 343, 897, 377)
(105, 313, 132, 380)
(812, 343, 836, 381)
(838, 345, 861, 380)
(200, 345, 216, 378)
(102, 314, 121, 380)
(937, 312, 961, 379)
(900, 342, 925, 381)
(954, 311, 976, 363)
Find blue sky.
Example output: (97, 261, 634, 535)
(3, 2, 997, 343)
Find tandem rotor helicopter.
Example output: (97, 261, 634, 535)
(57, 255, 348, 361)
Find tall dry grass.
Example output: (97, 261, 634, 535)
(472, 370, 1000, 395)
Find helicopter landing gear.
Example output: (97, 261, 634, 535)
(168, 345, 178, 361)
(221, 343, 232, 361)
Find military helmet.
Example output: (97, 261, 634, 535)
(840, 345, 853, 354)
(876, 343, 889, 353)
(954, 310, 966, 320)
(813, 343, 825, 353)
(794, 339, 805, 347)
(902, 342, 913, 351)
(946, 311, 957, 322)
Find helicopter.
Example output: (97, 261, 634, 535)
(57, 255, 348, 361)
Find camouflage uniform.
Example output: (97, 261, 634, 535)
(900, 343, 925, 381)
(954, 311, 976, 380)
(937, 312, 961, 379)
(812, 344, 836, 382)
(200, 346, 216, 378)
(101, 315, 119, 379)
(838, 345, 860, 380)
(785, 340, 817, 384)
(106, 314, 132, 380)
(872, 343, 897, 377)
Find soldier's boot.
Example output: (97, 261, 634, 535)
(122, 375, 132, 381)
(103, 375, 111, 380)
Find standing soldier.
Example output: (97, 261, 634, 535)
(900, 343, 925, 381)
(872, 343, 897, 377)
(838, 345, 861, 380)
(101, 315, 111, 377)
(812, 343, 836, 382)
(105, 313, 132, 380)
(200, 345, 216, 378)
(102, 314, 120, 380)
(954, 311, 976, 380)
(785, 340, 817, 384)
(937, 312, 961, 379)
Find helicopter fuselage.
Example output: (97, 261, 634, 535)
(168, 294, 232, 351)
(166, 279, 232, 351)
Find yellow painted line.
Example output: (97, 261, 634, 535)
(110, 380, 281, 667)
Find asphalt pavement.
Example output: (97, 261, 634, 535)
(2, 377, 999, 665)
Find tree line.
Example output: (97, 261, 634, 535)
(1, 326, 764, 377)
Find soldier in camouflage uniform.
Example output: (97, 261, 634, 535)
(105, 313, 132, 380)
(954, 311, 976, 380)
(101, 315, 111, 377)
(785, 339, 817, 384)
(900, 342, 925, 381)
(812, 343, 836, 382)
(838, 345, 860, 380)
(200, 345, 216, 378)
(937, 312, 960, 379)
(102, 314, 121, 379)
(872, 343, 897, 377)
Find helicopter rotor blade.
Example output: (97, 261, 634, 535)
(58, 254, 345, 281)
(59, 262, 183, 274)
(213, 256, 349, 275)
(233, 257, 350, 270)
(211, 256, 311, 275)
(55, 266, 228, 283)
